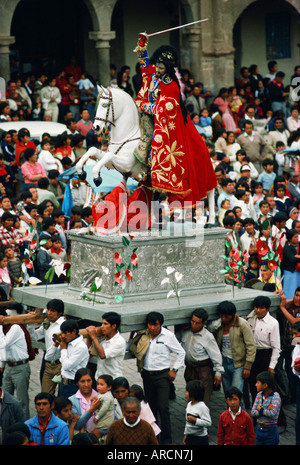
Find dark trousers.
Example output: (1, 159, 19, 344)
(141, 369, 172, 444)
(184, 359, 213, 407)
(249, 349, 273, 404)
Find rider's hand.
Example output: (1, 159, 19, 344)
(138, 33, 148, 48)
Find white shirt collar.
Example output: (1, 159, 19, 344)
(123, 417, 141, 428)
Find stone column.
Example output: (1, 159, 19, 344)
(184, 26, 202, 81)
(0, 36, 15, 84)
(89, 31, 116, 86)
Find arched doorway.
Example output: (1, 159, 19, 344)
(10, 0, 95, 76)
(233, 0, 300, 79)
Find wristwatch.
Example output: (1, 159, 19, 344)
(172, 368, 178, 372)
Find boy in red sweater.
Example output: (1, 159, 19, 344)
(217, 386, 255, 445)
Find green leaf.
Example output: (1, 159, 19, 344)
(45, 267, 55, 283)
(114, 295, 123, 303)
(90, 283, 97, 293)
(122, 236, 130, 247)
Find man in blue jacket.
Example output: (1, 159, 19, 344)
(25, 392, 70, 445)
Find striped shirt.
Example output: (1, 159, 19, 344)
(251, 390, 281, 427)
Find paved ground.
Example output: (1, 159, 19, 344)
(27, 338, 298, 447)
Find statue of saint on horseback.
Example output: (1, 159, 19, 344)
(75, 31, 217, 231)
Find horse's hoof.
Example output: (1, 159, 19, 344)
(94, 176, 103, 187)
(78, 171, 86, 181)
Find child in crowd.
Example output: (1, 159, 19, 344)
(36, 236, 53, 283)
(245, 255, 259, 283)
(92, 374, 115, 441)
(183, 380, 211, 446)
(275, 141, 285, 176)
(199, 108, 212, 137)
(252, 181, 265, 215)
(257, 159, 276, 194)
(257, 199, 271, 221)
(129, 384, 161, 436)
(217, 386, 255, 445)
(210, 150, 221, 170)
(251, 371, 281, 445)
(49, 234, 67, 262)
(53, 396, 80, 442)
(218, 198, 231, 227)
(0, 252, 12, 300)
(3, 244, 23, 286)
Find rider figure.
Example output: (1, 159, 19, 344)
(134, 32, 216, 207)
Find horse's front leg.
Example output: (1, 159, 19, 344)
(92, 150, 115, 186)
(75, 147, 102, 178)
(207, 189, 216, 225)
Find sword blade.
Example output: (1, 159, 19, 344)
(147, 18, 208, 37)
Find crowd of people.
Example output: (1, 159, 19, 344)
(0, 56, 300, 447)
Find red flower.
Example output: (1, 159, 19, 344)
(115, 271, 122, 284)
(114, 252, 122, 264)
(30, 239, 37, 250)
(25, 258, 33, 269)
(125, 269, 132, 280)
(268, 260, 278, 271)
(256, 239, 270, 256)
(131, 253, 138, 266)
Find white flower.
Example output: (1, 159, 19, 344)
(54, 262, 66, 277)
(101, 266, 109, 275)
(28, 277, 42, 285)
(161, 277, 170, 286)
(174, 272, 183, 283)
(22, 263, 27, 274)
(95, 277, 102, 289)
(167, 290, 175, 299)
(166, 266, 175, 275)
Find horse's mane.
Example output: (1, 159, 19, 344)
(96, 86, 135, 108)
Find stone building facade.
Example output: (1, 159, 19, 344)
(0, 0, 299, 94)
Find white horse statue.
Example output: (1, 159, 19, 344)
(75, 85, 216, 225)
(76, 86, 146, 185)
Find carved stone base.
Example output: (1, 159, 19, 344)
(12, 227, 280, 332)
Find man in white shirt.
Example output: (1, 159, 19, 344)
(0, 309, 31, 419)
(29, 298, 65, 395)
(217, 178, 238, 212)
(180, 308, 223, 406)
(240, 217, 259, 255)
(45, 319, 89, 397)
(246, 295, 281, 405)
(140, 311, 185, 445)
(86, 311, 126, 380)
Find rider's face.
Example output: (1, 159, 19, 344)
(155, 62, 167, 78)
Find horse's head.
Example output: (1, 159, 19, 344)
(93, 85, 115, 134)
(94, 85, 139, 136)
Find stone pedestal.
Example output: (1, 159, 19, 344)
(12, 227, 280, 332)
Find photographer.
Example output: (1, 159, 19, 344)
(45, 319, 89, 396)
